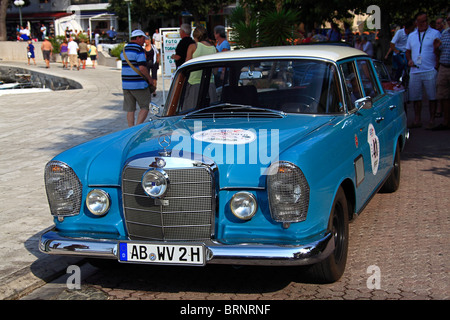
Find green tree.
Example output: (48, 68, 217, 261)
(229, 2, 300, 48)
(107, 0, 233, 31)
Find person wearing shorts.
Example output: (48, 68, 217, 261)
(67, 37, 79, 71)
(78, 39, 88, 69)
(433, 25, 450, 130)
(41, 37, 52, 68)
(406, 12, 441, 129)
(120, 30, 154, 127)
(89, 41, 97, 68)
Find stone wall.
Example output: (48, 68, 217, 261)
(0, 65, 82, 90)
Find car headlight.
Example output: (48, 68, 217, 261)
(230, 192, 258, 220)
(86, 189, 110, 216)
(44, 161, 82, 217)
(141, 168, 169, 198)
(267, 161, 309, 223)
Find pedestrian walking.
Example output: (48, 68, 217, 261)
(89, 41, 97, 69)
(120, 29, 154, 127)
(171, 24, 195, 69)
(78, 38, 89, 69)
(145, 38, 160, 97)
(27, 40, 36, 66)
(41, 37, 52, 68)
(67, 37, 79, 71)
(406, 12, 441, 129)
(60, 39, 68, 69)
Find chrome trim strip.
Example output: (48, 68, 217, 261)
(39, 228, 334, 266)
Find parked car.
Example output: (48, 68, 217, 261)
(372, 59, 405, 92)
(40, 45, 408, 283)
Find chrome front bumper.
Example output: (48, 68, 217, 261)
(39, 227, 334, 266)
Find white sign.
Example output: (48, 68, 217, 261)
(192, 129, 257, 145)
(161, 28, 181, 78)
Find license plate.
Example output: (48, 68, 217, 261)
(118, 242, 205, 266)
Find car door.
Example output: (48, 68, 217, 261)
(340, 60, 383, 209)
(355, 58, 392, 182)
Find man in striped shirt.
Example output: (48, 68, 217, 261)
(121, 30, 154, 127)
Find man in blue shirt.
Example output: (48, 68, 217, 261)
(214, 25, 230, 52)
(120, 29, 154, 127)
(107, 27, 117, 43)
(214, 25, 230, 87)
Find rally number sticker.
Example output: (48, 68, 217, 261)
(367, 123, 380, 175)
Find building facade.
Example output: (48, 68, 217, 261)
(7, 0, 117, 40)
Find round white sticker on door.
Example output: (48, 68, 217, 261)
(367, 123, 380, 175)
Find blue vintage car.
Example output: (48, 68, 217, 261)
(40, 45, 408, 283)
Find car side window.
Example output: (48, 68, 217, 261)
(340, 61, 363, 111)
(356, 60, 380, 99)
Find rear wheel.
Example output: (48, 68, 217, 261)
(307, 187, 349, 283)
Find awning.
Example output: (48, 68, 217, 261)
(7, 12, 74, 21)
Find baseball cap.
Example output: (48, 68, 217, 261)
(131, 29, 148, 39)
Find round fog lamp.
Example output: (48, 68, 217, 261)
(142, 168, 169, 198)
(230, 192, 257, 220)
(86, 189, 110, 216)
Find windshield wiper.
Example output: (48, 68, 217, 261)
(183, 103, 285, 119)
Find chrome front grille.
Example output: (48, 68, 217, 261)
(122, 164, 214, 241)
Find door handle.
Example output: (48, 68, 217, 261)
(375, 117, 385, 123)
(389, 105, 397, 110)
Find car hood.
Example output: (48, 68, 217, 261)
(120, 115, 333, 187)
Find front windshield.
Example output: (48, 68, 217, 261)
(164, 59, 344, 117)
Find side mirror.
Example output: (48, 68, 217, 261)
(355, 96, 373, 110)
(150, 102, 161, 117)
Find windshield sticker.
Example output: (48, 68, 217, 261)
(367, 123, 380, 175)
(192, 129, 257, 145)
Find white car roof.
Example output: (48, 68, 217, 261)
(183, 44, 368, 66)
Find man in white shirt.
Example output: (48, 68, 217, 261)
(152, 29, 161, 52)
(67, 37, 79, 71)
(40, 24, 47, 41)
(406, 12, 441, 128)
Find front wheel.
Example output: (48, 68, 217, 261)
(307, 187, 349, 283)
